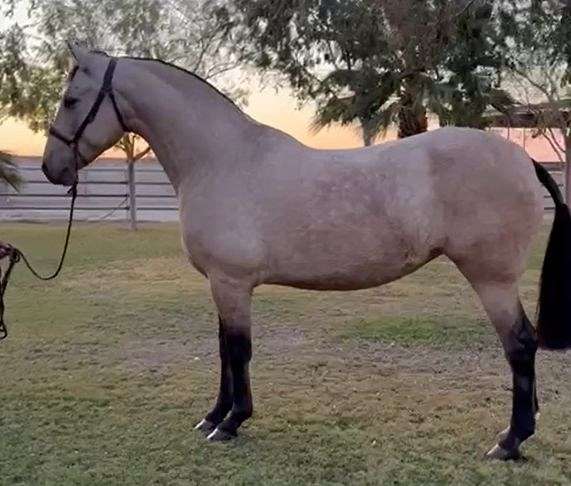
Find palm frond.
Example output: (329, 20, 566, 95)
(0, 151, 23, 190)
(310, 96, 354, 133)
(369, 101, 402, 138)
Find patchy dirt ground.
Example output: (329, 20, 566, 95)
(0, 222, 569, 485)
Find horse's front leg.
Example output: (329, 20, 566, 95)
(195, 316, 234, 435)
(201, 276, 254, 441)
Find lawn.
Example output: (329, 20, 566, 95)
(0, 222, 569, 485)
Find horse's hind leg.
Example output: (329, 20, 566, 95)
(468, 279, 539, 460)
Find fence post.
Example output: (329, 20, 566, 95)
(127, 160, 137, 230)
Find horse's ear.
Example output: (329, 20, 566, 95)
(67, 42, 90, 64)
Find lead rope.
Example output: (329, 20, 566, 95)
(0, 58, 125, 341)
(0, 168, 78, 341)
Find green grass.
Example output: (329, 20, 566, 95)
(0, 221, 569, 485)
(343, 314, 491, 348)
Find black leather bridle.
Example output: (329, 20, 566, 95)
(49, 58, 129, 170)
(0, 58, 130, 341)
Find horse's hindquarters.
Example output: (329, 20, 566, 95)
(436, 142, 544, 286)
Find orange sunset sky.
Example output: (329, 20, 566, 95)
(0, 2, 561, 160)
(0, 86, 367, 156)
(0, 1, 363, 156)
(0, 93, 561, 160)
(0, 82, 376, 155)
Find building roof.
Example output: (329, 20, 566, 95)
(484, 99, 570, 128)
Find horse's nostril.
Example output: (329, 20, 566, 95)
(42, 162, 57, 184)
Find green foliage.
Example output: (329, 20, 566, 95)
(0, 0, 247, 159)
(498, 0, 570, 80)
(0, 150, 22, 189)
(495, 1, 570, 163)
(222, 0, 567, 144)
(0, 25, 30, 120)
(343, 314, 490, 348)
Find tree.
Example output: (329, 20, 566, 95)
(0, 0, 247, 165)
(497, 0, 570, 201)
(220, 0, 513, 145)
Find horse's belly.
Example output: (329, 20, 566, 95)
(265, 245, 439, 291)
(267, 269, 413, 291)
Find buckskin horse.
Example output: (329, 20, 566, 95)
(41, 45, 570, 460)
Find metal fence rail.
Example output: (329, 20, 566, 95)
(0, 158, 565, 226)
(0, 159, 178, 227)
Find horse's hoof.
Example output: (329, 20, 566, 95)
(485, 443, 521, 461)
(194, 419, 216, 435)
(497, 426, 510, 442)
(207, 427, 236, 442)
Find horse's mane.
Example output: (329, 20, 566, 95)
(119, 55, 241, 112)
(76, 50, 240, 111)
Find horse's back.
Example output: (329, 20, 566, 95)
(262, 127, 543, 289)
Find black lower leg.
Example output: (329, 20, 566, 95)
(500, 313, 538, 452)
(216, 329, 253, 436)
(204, 317, 234, 425)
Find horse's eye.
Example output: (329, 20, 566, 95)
(63, 96, 79, 109)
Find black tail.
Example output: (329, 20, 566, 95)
(533, 160, 571, 350)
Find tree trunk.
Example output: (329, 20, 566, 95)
(127, 157, 137, 231)
(362, 122, 375, 147)
(397, 106, 428, 138)
(397, 88, 428, 139)
(121, 136, 138, 231)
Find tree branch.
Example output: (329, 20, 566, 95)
(134, 145, 152, 161)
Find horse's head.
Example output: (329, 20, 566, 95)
(42, 44, 127, 186)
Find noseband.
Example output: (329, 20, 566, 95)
(49, 58, 129, 168)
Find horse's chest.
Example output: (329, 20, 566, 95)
(183, 241, 208, 277)
(178, 198, 265, 278)
(179, 219, 215, 277)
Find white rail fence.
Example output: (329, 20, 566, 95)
(0, 159, 177, 227)
(0, 159, 564, 226)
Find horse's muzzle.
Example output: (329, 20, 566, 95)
(42, 162, 75, 187)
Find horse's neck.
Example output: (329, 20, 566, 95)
(117, 60, 255, 190)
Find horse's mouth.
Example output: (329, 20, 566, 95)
(42, 163, 76, 187)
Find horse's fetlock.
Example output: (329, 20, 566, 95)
(234, 408, 253, 422)
(205, 401, 233, 424)
(514, 423, 535, 442)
